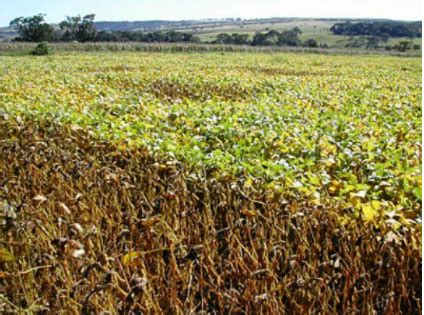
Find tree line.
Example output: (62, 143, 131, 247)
(10, 14, 97, 42)
(95, 30, 200, 43)
(211, 28, 321, 48)
(330, 21, 422, 38)
(9, 14, 200, 44)
(9, 14, 317, 47)
(93, 28, 319, 47)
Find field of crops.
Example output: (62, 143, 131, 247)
(0, 51, 422, 313)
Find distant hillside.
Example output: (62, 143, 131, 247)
(92, 18, 412, 32)
(95, 20, 176, 31)
(1, 17, 421, 50)
(94, 18, 248, 32)
(0, 26, 17, 40)
(93, 18, 353, 32)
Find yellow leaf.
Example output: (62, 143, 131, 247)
(371, 200, 382, 210)
(329, 180, 343, 195)
(361, 201, 382, 221)
(349, 190, 367, 209)
(348, 196, 360, 209)
(0, 248, 16, 262)
(122, 251, 142, 266)
(141, 216, 161, 227)
(309, 176, 320, 186)
(244, 178, 253, 188)
(241, 208, 258, 218)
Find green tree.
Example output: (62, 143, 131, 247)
(291, 27, 302, 36)
(278, 28, 302, 46)
(10, 14, 55, 42)
(252, 33, 267, 46)
(264, 30, 280, 45)
(304, 39, 318, 48)
(231, 33, 249, 45)
(366, 36, 381, 49)
(59, 14, 97, 42)
(395, 41, 413, 52)
(252, 28, 302, 46)
(214, 33, 232, 44)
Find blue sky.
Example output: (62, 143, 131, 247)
(1, 0, 421, 26)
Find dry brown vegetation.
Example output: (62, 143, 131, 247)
(146, 79, 257, 102)
(1, 118, 421, 314)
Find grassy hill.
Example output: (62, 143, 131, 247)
(91, 18, 421, 48)
(165, 18, 421, 48)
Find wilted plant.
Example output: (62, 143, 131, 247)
(0, 118, 421, 314)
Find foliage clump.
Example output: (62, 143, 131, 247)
(31, 41, 49, 55)
(10, 14, 55, 42)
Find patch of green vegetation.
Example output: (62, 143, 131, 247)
(31, 42, 50, 55)
(0, 52, 421, 221)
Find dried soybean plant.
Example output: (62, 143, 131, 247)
(0, 118, 421, 314)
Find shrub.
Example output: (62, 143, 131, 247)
(394, 41, 413, 52)
(304, 39, 318, 48)
(31, 42, 49, 56)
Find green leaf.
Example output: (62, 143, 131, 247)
(413, 187, 422, 201)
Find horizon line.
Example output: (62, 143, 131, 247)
(1, 15, 421, 28)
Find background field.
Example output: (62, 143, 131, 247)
(169, 19, 422, 47)
(1, 17, 422, 49)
